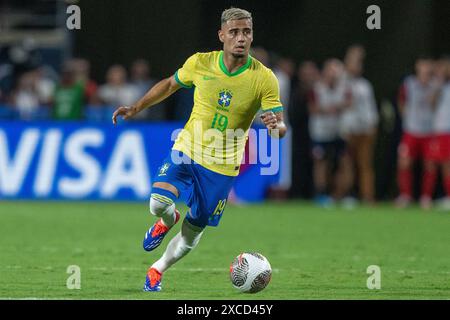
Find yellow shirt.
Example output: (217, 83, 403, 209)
(173, 50, 283, 176)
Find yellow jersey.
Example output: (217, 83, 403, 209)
(172, 50, 282, 176)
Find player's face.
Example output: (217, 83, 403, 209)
(219, 19, 253, 58)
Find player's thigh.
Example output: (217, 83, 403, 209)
(187, 167, 235, 228)
(152, 154, 193, 199)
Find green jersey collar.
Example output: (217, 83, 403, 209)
(219, 51, 252, 77)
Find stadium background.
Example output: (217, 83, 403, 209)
(2, 0, 450, 201)
(75, 0, 450, 200)
(1, 0, 450, 300)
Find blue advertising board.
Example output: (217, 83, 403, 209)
(0, 121, 281, 202)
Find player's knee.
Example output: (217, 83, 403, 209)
(149, 194, 174, 217)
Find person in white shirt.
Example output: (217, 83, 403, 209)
(98, 64, 140, 108)
(307, 59, 352, 206)
(340, 45, 378, 204)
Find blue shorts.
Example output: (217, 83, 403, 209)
(152, 150, 236, 228)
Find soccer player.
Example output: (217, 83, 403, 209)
(112, 8, 286, 291)
(395, 57, 439, 209)
(429, 57, 450, 210)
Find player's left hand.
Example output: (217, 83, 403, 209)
(260, 111, 278, 130)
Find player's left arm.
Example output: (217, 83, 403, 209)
(260, 110, 287, 138)
(260, 70, 287, 138)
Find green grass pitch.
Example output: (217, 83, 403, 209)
(0, 200, 449, 300)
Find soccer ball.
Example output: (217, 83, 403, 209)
(229, 252, 272, 293)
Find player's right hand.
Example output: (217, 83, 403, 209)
(112, 106, 135, 125)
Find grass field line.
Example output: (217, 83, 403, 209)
(0, 265, 281, 273)
(2, 265, 450, 275)
(0, 297, 75, 300)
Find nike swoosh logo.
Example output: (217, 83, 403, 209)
(203, 76, 216, 80)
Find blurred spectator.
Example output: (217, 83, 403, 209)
(130, 59, 166, 120)
(0, 63, 13, 103)
(251, 47, 271, 127)
(274, 57, 295, 118)
(307, 59, 352, 207)
(34, 67, 56, 106)
(0, 38, 42, 103)
(270, 57, 295, 196)
(395, 56, 440, 209)
(173, 87, 194, 121)
(52, 63, 84, 120)
(289, 61, 320, 198)
(340, 45, 379, 204)
(71, 58, 98, 104)
(292, 61, 321, 103)
(427, 56, 450, 210)
(433, 56, 450, 86)
(130, 59, 153, 97)
(97, 64, 140, 108)
(344, 44, 366, 65)
(251, 46, 270, 67)
(10, 71, 41, 120)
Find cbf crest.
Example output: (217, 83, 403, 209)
(218, 89, 233, 108)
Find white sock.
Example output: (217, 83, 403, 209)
(152, 219, 203, 273)
(149, 195, 176, 227)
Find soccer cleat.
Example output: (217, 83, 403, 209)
(143, 267, 163, 292)
(314, 194, 334, 209)
(395, 194, 412, 209)
(143, 209, 180, 252)
(341, 196, 358, 210)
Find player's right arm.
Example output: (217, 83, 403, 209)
(112, 75, 181, 125)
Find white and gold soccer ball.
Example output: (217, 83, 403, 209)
(229, 252, 272, 293)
